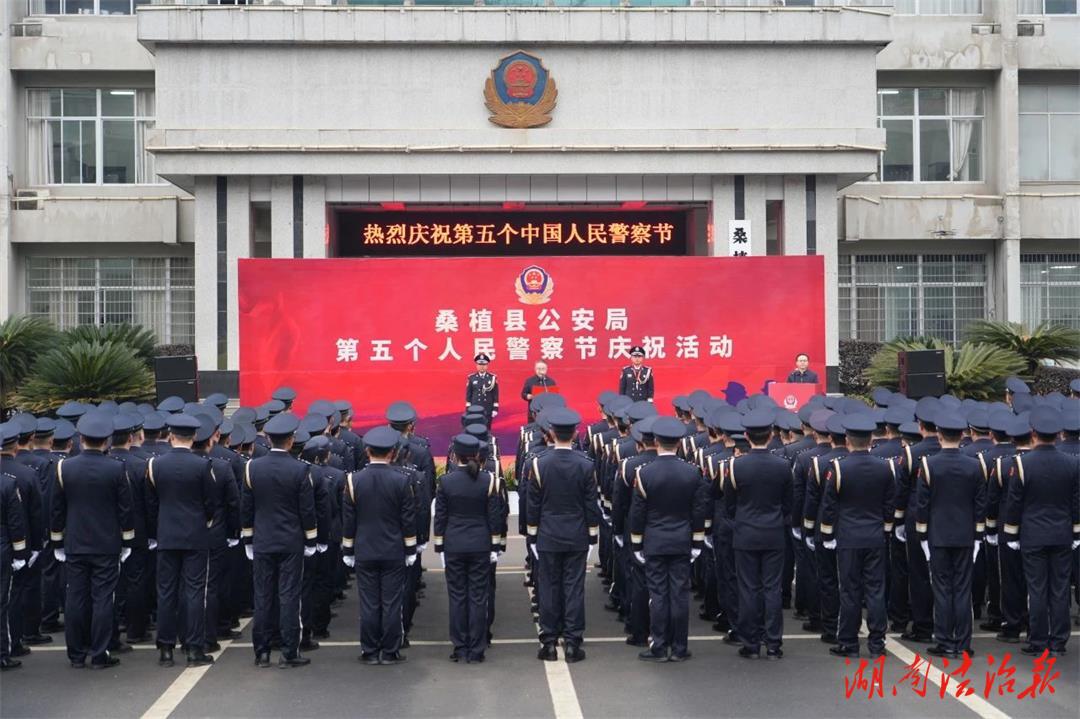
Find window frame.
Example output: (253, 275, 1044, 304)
(893, 0, 984, 15)
(26, 87, 160, 186)
(1020, 253, 1080, 330)
(875, 87, 986, 184)
(27, 1, 150, 15)
(1018, 0, 1079, 15)
(838, 253, 989, 345)
(1018, 84, 1080, 182)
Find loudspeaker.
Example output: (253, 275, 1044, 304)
(898, 349, 945, 376)
(154, 355, 197, 382)
(155, 379, 198, 404)
(900, 372, 946, 400)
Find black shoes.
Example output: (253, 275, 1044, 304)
(449, 653, 462, 663)
(830, 645, 859, 658)
(255, 652, 271, 668)
(625, 637, 648, 647)
(380, 652, 406, 665)
(278, 653, 311, 668)
(563, 645, 586, 663)
(669, 651, 692, 662)
(979, 620, 1001, 632)
(1021, 644, 1046, 656)
(299, 638, 320, 651)
(23, 633, 53, 646)
(158, 647, 174, 667)
(0, 658, 22, 671)
(738, 646, 760, 660)
(820, 633, 838, 644)
(901, 630, 932, 642)
(358, 653, 380, 665)
(722, 632, 742, 646)
(927, 644, 956, 658)
(766, 648, 784, 661)
(90, 655, 120, 669)
(186, 650, 215, 667)
(204, 641, 221, 654)
(537, 643, 558, 661)
(638, 649, 668, 663)
(996, 632, 1021, 643)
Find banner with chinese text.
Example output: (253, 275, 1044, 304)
(238, 256, 824, 457)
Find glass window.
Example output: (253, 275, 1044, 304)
(1021, 254, 1080, 330)
(24, 256, 195, 344)
(876, 88, 985, 182)
(1019, 84, 1080, 181)
(1019, 0, 1078, 14)
(28, 1, 150, 14)
(894, 0, 983, 13)
(26, 88, 156, 185)
(838, 254, 987, 344)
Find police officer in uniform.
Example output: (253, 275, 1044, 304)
(434, 434, 503, 663)
(50, 412, 135, 669)
(241, 413, 318, 668)
(146, 414, 218, 667)
(619, 347, 654, 403)
(466, 354, 500, 421)
(914, 411, 987, 658)
(527, 408, 599, 663)
(818, 414, 896, 657)
(1, 452, 29, 671)
(724, 410, 792, 660)
(629, 417, 709, 662)
(1003, 407, 1080, 656)
(107, 413, 152, 647)
(614, 416, 659, 645)
(1, 420, 43, 660)
(342, 426, 417, 665)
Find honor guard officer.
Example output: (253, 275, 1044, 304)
(50, 412, 135, 669)
(619, 347, 655, 403)
(341, 426, 417, 666)
(271, 387, 298, 413)
(466, 354, 500, 420)
(614, 415, 659, 646)
(241, 412, 318, 669)
(818, 414, 896, 658)
(526, 408, 599, 664)
(146, 414, 218, 668)
(629, 417, 709, 662)
(724, 410, 793, 661)
(914, 411, 988, 659)
(1003, 408, 1080, 657)
(434, 434, 503, 664)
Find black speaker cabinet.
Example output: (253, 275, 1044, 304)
(898, 349, 945, 376)
(154, 355, 197, 382)
(155, 379, 198, 404)
(900, 372, 946, 400)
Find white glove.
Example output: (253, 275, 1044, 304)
(1072, 540, 1079, 551)
(439, 553, 446, 569)
(245, 545, 254, 561)
(894, 525, 907, 543)
(12, 559, 26, 572)
(805, 536, 815, 552)
(490, 551, 499, 564)
(972, 542, 981, 563)
(633, 551, 645, 565)
(148, 539, 158, 551)
(985, 534, 998, 547)
(227, 538, 239, 548)
(304, 545, 317, 558)
(28, 551, 40, 568)
(920, 540, 930, 562)
(529, 544, 539, 561)
(405, 553, 417, 567)
(703, 536, 714, 550)
(791, 528, 802, 541)
(1006, 541, 1020, 551)
(120, 547, 132, 564)
(690, 548, 702, 561)
(343, 555, 355, 568)
(587, 546, 594, 564)
(417, 543, 427, 555)
(316, 543, 328, 554)
(823, 539, 837, 551)
(54, 548, 66, 563)
(614, 535, 625, 548)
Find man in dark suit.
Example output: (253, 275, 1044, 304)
(786, 353, 819, 385)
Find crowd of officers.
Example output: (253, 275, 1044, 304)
(1, 375, 1079, 673)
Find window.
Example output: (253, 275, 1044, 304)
(25, 257, 195, 345)
(894, 0, 982, 13)
(1019, 85, 1080, 181)
(838, 254, 987, 344)
(27, 0, 151, 14)
(1019, 0, 1078, 14)
(765, 200, 784, 256)
(26, 88, 157, 185)
(1021, 254, 1080, 330)
(877, 88, 984, 182)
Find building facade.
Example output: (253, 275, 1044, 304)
(2, 0, 1078, 394)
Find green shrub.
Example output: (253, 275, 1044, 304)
(864, 337, 1027, 400)
(14, 340, 156, 413)
(0, 316, 59, 420)
(64, 324, 158, 363)
(965, 320, 1080, 375)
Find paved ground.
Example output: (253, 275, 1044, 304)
(2, 529, 1076, 719)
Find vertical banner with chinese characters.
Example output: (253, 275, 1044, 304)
(238, 256, 824, 456)
(728, 219, 752, 257)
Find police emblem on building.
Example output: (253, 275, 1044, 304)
(515, 265, 554, 305)
(484, 51, 558, 129)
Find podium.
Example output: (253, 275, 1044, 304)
(766, 382, 820, 411)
